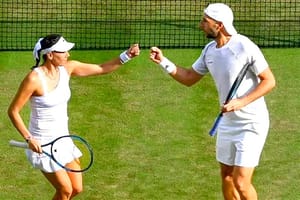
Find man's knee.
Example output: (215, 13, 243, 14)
(223, 174, 234, 184)
(233, 177, 250, 193)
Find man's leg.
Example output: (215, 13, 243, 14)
(220, 163, 241, 200)
(232, 166, 257, 200)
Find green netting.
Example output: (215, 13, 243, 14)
(0, 0, 299, 50)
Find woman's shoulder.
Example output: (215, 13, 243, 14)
(16, 69, 42, 95)
(63, 60, 82, 74)
(24, 68, 40, 84)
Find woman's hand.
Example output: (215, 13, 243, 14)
(126, 44, 140, 58)
(27, 138, 43, 154)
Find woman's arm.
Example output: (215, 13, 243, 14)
(8, 71, 43, 153)
(67, 44, 140, 77)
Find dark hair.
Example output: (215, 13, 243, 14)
(40, 34, 62, 49)
(32, 34, 62, 69)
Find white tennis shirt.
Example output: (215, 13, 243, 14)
(192, 34, 269, 122)
(29, 66, 71, 141)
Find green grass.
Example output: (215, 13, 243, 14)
(0, 48, 299, 199)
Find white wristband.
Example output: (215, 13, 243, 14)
(159, 57, 176, 74)
(119, 51, 131, 64)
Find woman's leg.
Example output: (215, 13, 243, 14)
(66, 159, 83, 198)
(42, 159, 83, 200)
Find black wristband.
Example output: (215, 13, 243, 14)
(25, 136, 32, 143)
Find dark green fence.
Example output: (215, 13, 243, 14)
(1, 0, 299, 50)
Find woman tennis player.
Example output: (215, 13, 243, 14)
(8, 34, 140, 200)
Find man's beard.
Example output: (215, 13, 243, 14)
(206, 34, 217, 39)
(206, 32, 218, 39)
(205, 30, 218, 39)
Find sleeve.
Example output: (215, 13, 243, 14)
(192, 42, 214, 75)
(247, 40, 269, 75)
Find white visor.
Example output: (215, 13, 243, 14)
(40, 36, 74, 55)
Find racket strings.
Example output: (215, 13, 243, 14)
(50, 136, 93, 172)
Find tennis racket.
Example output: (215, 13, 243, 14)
(9, 135, 94, 172)
(209, 61, 254, 136)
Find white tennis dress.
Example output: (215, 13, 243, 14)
(192, 34, 270, 167)
(26, 66, 81, 172)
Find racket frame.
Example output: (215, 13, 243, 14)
(209, 61, 254, 136)
(9, 134, 93, 172)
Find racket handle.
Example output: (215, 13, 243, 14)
(9, 140, 29, 149)
(209, 113, 223, 137)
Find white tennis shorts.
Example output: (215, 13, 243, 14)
(216, 119, 269, 167)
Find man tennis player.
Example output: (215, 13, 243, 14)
(150, 3, 275, 200)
